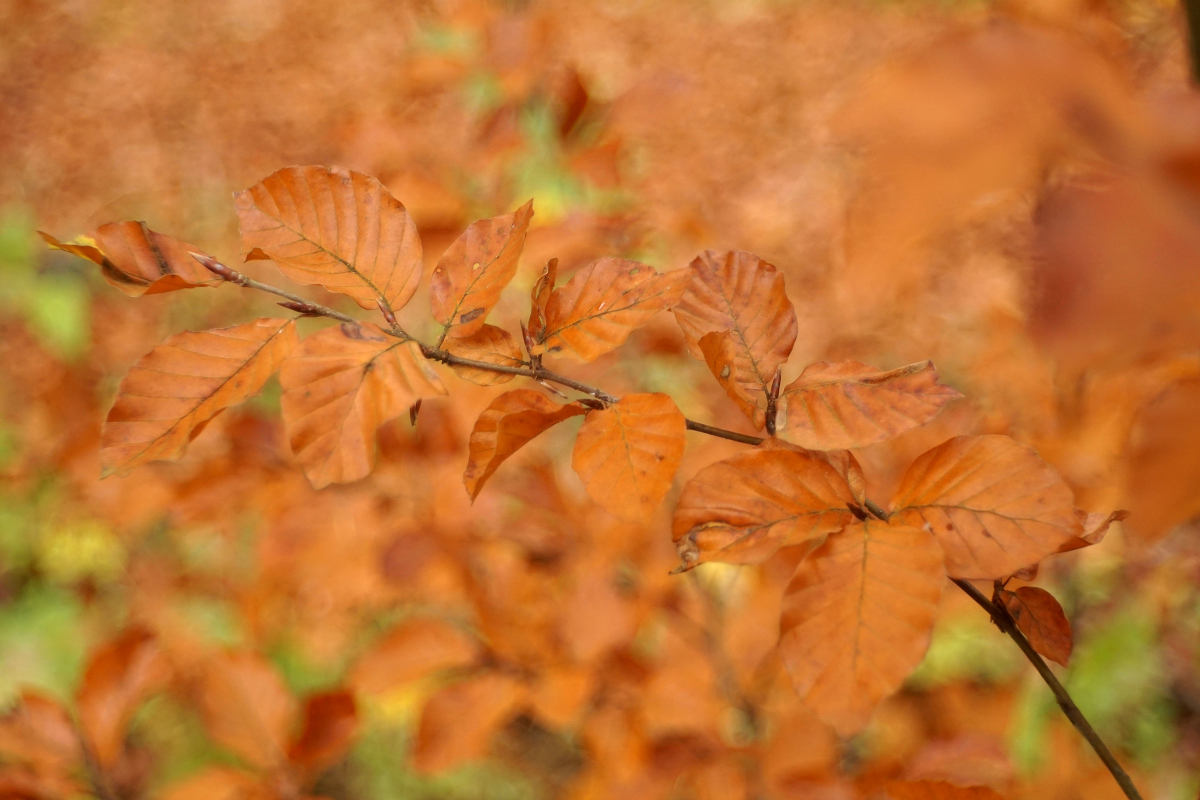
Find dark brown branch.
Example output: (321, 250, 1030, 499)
(1184, 0, 1200, 83)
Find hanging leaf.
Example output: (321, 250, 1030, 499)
(444, 324, 524, 385)
(39, 222, 218, 296)
(572, 393, 686, 521)
(779, 520, 944, 736)
(889, 435, 1081, 579)
(464, 389, 588, 499)
(235, 165, 424, 311)
(102, 318, 298, 476)
(76, 628, 168, 769)
(776, 360, 962, 451)
(287, 691, 358, 780)
(673, 250, 797, 425)
(533, 258, 690, 362)
(699, 330, 764, 428)
(280, 322, 447, 489)
(430, 201, 534, 339)
(883, 781, 1006, 799)
(351, 618, 480, 695)
(998, 586, 1072, 666)
(672, 446, 858, 570)
(198, 652, 297, 770)
(528, 257, 559, 339)
(411, 673, 524, 774)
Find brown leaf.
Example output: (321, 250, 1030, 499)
(889, 434, 1081, 579)
(158, 768, 269, 800)
(698, 331, 764, 428)
(883, 781, 1006, 800)
(102, 319, 298, 476)
(39, 222, 218, 296)
(350, 618, 480, 695)
(430, 201, 534, 338)
(76, 628, 169, 769)
(998, 586, 1072, 666)
(287, 691, 358, 779)
(235, 165, 423, 311)
(776, 360, 962, 451)
(571, 393, 686, 520)
(1056, 509, 1128, 554)
(198, 652, 297, 770)
(280, 322, 447, 488)
(444, 324, 523, 385)
(779, 521, 945, 736)
(411, 673, 523, 774)
(534, 258, 690, 362)
(673, 250, 797, 426)
(528, 257, 558, 339)
(464, 389, 588, 499)
(672, 446, 857, 570)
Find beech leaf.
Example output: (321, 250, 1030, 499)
(672, 446, 858, 570)
(534, 258, 690, 362)
(280, 322, 447, 489)
(776, 360, 962, 451)
(235, 165, 424, 312)
(528, 257, 558, 339)
(572, 393, 686, 521)
(76, 628, 168, 769)
(199, 652, 297, 770)
(102, 318, 298, 476)
(889, 434, 1081, 580)
(673, 250, 797, 426)
(779, 520, 945, 736)
(444, 324, 524, 385)
(699, 330, 764, 429)
(412, 673, 523, 774)
(464, 389, 588, 499)
(998, 586, 1072, 666)
(287, 691, 358, 779)
(1056, 509, 1129, 554)
(351, 618, 480, 695)
(40, 222, 218, 296)
(430, 201, 534, 339)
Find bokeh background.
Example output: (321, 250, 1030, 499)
(4, 0, 1200, 798)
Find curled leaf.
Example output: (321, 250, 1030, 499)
(464, 389, 588, 499)
(572, 393, 686, 521)
(444, 324, 524, 385)
(528, 257, 558, 339)
(779, 521, 945, 736)
(998, 586, 1072, 666)
(889, 435, 1081, 579)
(40, 222, 217, 296)
(236, 165, 424, 311)
(102, 318, 298, 476)
(1056, 509, 1129, 554)
(776, 360, 962, 450)
(535, 258, 690, 362)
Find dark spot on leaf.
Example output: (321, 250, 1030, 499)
(459, 308, 485, 324)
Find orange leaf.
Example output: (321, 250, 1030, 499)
(529, 667, 593, 729)
(287, 691, 358, 780)
(571, 393, 686, 520)
(235, 165, 424, 312)
(889, 435, 1081, 580)
(883, 780, 1006, 799)
(102, 318, 298, 476)
(672, 446, 857, 570)
(673, 250, 797, 426)
(280, 322, 447, 489)
(528, 257, 558, 339)
(198, 652, 297, 770)
(698, 330, 764, 429)
(776, 360, 962, 451)
(159, 768, 270, 800)
(430, 201, 534, 338)
(779, 521, 945, 736)
(0, 691, 81, 775)
(535, 258, 690, 362)
(1056, 509, 1128, 554)
(443, 324, 523, 385)
(350, 618, 480, 695)
(464, 389, 588, 499)
(998, 586, 1072, 666)
(411, 673, 523, 774)
(39, 222, 218, 296)
(76, 628, 169, 770)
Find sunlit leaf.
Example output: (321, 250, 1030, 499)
(39, 222, 218, 296)
(779, 520, 944, 736)
(351, 618, 480, 695)
(198, 652, 296, 770)
(412, 673, 523, 774)
(444, 324, 523, 385)
(287, 691, 358, 779)
(998, 586, 1072, 667)
(76, 628, 168, 769)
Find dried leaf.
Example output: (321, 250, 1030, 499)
(889, 434, 1081, 579)
(235, 165, 423, 311)
(351, 618, 480, 695)
(698, 330, 764, 428)
(76, 628, 168, 769)
(571, 393, 686, 520)
(779, 521, 944, 736)
(464, 389, 588, 499)
(412, 673, 523, 774)
(287, 691, 358, 779)
(280, 322, 447, 488)
(158, 768, 268, 800)
(998, 586, 1072, 666)
(672, 446, 857, 570)
(39, 222, 218, 296)
(444, 324, 523, 385)
(1056, 509, 1128, 554)
(199, 652, 297, 770)
(430, 201, 534, 338)
(535, 258, 690, 362)
(776, 360, 962, 451)
(673, 250, 797, 425)
(884, 781, 1006, 800)
(528, 257, 558, 338)
(102, 318, 298, 476)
